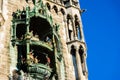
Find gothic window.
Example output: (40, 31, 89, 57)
(46, 3, 51, 11)
(70, 45, 78, 80)
(74, 15, 81, 40)
(79, 45, 85, 75)
(16, 24, 26, 40)
(21, 8, 26, 19)
(16, 45, 55, 72)
(53, 5, 58, 14)
(30, 16, 52, 41)
(67, 14, 73, 40)
(17, 45, 27, 72)
(60, 8, 65, 15)
(79, 45, 84, 63)
(11, 2, 59, 79)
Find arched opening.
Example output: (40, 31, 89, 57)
(60, 8, 65, 15)
(16, 24, 26, 40)
(79, 45, 85, 75)
(53, 5, 58, 14)
(46, 3, 51, 11)
(11, 1, 60, 79)
(29, 16, 52, 41)
(74, 15, 81, 40)
(67, 14, 74, 40)
(15, 16, 55, 78)
(79, 45, 84, 64)
(29, 45, 55, 68)
(21, 9, 26, 19)
(17, 45, 27, 72)
(70, 45, 78, 80)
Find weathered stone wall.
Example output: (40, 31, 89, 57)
(0, 0, 88, 80)
(0, 1, 27, 80)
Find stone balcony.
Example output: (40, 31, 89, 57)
(28, 63, 52, 79)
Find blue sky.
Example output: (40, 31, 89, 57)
(80, 0, 120, 80)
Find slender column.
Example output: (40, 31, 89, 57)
(60, 59, 65, 80)
(52, 29, 59, 79)
(79, 21, 85, 42)
(83, 52, 88, 79)
(26, 42, 30, 59)
(69, 0, 72, 5)
(75, 47, 83, 80)
(26, 6, 30, 60)
(26, 24, 29, 34)
(64, 18, 69, 42)
(12, 22, 16, 40)
(26, 6, 30, 34)
(60, 0, 64, 5)
(11, 21, 14, 39)
(71, 18, 77, 40)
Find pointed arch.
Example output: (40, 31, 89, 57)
(74, 14, 81, 40)
(60, 8, 65, 15)
(71, 45, 76, 56)
(67, 14, 72, 20)
(79, 45, 86, 75)
(70, 45, 78, 79)
(74, 14, 79, 26)
(53, 5, 58, 14)
(46, 2, 51, 11)
(79, 45, 84, 63)
(67, 14, 74, 40)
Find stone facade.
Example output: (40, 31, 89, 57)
(0, 0, 88, 80)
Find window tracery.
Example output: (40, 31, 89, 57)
(70, 45, 79, 80)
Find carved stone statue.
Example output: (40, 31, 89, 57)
(68, 19, 73, 40)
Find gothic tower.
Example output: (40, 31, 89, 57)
(0, 0, 88, 80)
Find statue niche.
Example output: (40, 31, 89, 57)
(67, 19, 74, 40)
(79, 45, 86, 75)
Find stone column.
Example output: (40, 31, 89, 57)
(26, 7, 30, 60)
(26, 42, 30, 60)
(75, 47, 83, 80)
(79, 21, 85, 42)
(71, 18, 77, 40)
(12, 22, 16, 40)
(64, 18, 69, 42)
(69, 0, 72, 5)
(11, 21, 14, 39)
(26, 6, 30, 34)
(83, 52, 88, 79)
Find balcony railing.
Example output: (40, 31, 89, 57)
(28, 63, 52, 79)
